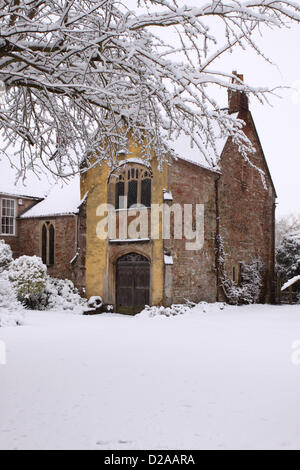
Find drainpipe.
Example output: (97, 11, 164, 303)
(215, 175, 221, 303)
(75, 214, 79, 257)
(272, 201, 276, 303)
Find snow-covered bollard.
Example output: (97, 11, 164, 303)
(84, 296, 104, 315)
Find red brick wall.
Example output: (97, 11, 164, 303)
(0, 195, 41, 257)
(18, 215, 77, 281)
(168, 159, 218, 303)
(218, 109, 276, 302)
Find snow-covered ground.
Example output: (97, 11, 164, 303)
(0, 304, 300, 450)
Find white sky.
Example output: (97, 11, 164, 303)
(220, 25, 300, 217)
(0, 1, 299, 217)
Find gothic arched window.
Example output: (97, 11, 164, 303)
(109, 164, 152, 210)
(41, 222, 55, 266)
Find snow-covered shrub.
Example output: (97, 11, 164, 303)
(40, 277, 87, 313)
(8, 256, 47, 309)
(217, 235, 264, 305)
(222, 259, 264, 305)
(196, 301, 226, 313)
(0, 275, 24, 327)
(276, 232, 300, 281)
(0, 239, 13, 273)
(276, 232, 300, 302)
(139, 302, 227, 318)
(138, 303, 194, 318)
(0, 250, 87, 314)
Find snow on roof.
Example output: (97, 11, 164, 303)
(170, 113, 239, 170)
(281, 275, 300, 292)
(21, 176, 81, 218)
(114, 157, 151, 169)
(171, 134, 225, 170)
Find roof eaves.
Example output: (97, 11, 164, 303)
(0, 191, 44, 201)
(175, 155, 222, 174)
(20, 211, 78, 219)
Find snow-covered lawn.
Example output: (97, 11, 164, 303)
(0, 304, 300, 450)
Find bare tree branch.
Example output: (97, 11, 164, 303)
(0, 0, 299, 177)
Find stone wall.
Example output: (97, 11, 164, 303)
(168, 158, 218, 303)
(18, 215, 78, 282)
(218, 107, 276, 302)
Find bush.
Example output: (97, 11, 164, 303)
(276, 232, 300, 281)
(0, 275, 24, 327)
(8, 256, 47, 309)
(0, 239, 13, 273)
(40, 277, 87, 313)
(0, 248, 87, 323)
(138, 303, 194, 318)
(222, 259, 264, 305)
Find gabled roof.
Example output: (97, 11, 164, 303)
(20, 176, 81, 219)
(171, 113, 239, 173)
(0, 190, 42, 201)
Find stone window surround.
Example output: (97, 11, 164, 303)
(109, 163, 153, 209)
(41, 220, 55, 267)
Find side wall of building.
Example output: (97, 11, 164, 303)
(218, 110, 276, 302)
(0, 195, 41, 257)
(18, 215, 78, 281)
(167, 159, 218, 303)
(80, 140, 168, 306)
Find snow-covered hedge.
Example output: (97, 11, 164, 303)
(138, 303, 195, 318)
(0, 276, 24, 327)
(277, 232, 300, 304)
(40, 277, 86, 313)
(8, 255, 47, 309)
(0, 239, 13, 273)
(138, 301, 227, 318)
(0, 241, 87, 325)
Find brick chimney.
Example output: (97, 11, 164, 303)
(228, 71, 249, 113)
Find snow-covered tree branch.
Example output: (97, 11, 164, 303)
(0, 0, 300, 178)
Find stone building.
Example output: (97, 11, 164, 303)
(0, 79, 276, 312)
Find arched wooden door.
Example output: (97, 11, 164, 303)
(116, 253, 150, 314)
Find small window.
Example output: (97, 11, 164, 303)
(42, 224, 47, 264)
(41, 223, 55, 266)
(1, 198, 16, 235)
(49, 225, 55, 266)
(232, 265, 241, 285)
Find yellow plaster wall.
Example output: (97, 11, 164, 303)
(80, 140, 169, 306)
(81, 164, 110, 300)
